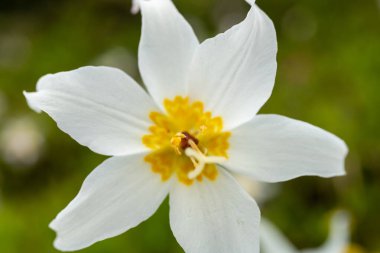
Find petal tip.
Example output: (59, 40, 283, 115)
(23, 91, 42, 113)
(133, 0, 159, 14)
(53, 238, 76, 252)
(50, 223, 85, 252)
(48, 217, 58, 231)
(245, 0, 256, 6)
(131, 0, 141, 14)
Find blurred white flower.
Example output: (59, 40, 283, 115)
(25, 0, 347, 252)
(0, 116, 44, 167)
(261, 211, 363, 253)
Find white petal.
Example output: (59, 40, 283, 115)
(24, 66, 158, 156)
(260, 218, 297, 253)
(223, 114, 348, 182)
(302, 211, 350, 253)
(50, 154, 171, 251)
(169, 168, 260, 253)
(187, 2, 277, 130)
(234, 174, 279, 204)
(139, 0, 198, 108)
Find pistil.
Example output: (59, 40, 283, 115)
(170, 131, 226, 179)
(185, 146, 226, 179)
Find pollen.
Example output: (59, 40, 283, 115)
(142, 96, 231, 185)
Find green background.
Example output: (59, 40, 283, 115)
(0, 0, 379, 252)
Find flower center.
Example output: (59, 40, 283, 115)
(142, 96, 231, 185)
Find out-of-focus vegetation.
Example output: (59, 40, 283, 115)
(0, 0, 379, 252)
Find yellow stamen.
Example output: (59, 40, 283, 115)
(170, 133, 186, 155)
(142, 96, 231, 185)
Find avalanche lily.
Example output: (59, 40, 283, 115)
(24, 0, 348, 252)
(260, 212, 364, 253)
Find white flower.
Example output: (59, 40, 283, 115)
(0, 116, 44, 167)
(24, 0, 348, 252)
(260, 211, 362, 253)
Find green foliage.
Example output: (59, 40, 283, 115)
(0, 0, 379, 252)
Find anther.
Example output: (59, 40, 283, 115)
(170, 133, 186, 155)
(200, 125, 207, 133)
(170, 131, 199, 155)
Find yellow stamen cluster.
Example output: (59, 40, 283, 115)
(142, 96, 230, 185)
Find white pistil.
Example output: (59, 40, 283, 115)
(185, 148, 226, 179)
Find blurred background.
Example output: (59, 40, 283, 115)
(0, 0, 379, 252)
